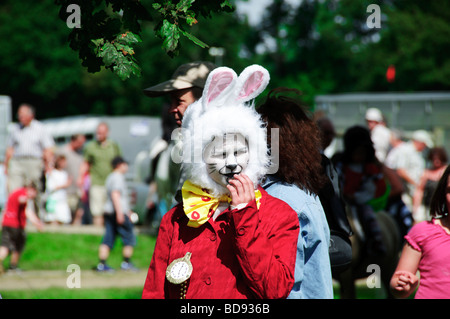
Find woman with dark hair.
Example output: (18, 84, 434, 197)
(429, 164, 450, 217)
(390, 164, 450, 298)
(258, 88, 333, 299)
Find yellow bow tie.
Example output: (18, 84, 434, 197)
(182, 180, 261, 228)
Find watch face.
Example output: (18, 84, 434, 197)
(170, 261, 189, 280)
(166, 252, 193, 284)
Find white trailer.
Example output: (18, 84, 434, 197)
(315, 92, 450, 156)
(0, 96, 12, 208)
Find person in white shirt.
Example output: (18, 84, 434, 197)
(365, 108, 391, 163)
(4, 104, 55, 194)
(384, 130, 433, 220)
(385, 129, 406, 169)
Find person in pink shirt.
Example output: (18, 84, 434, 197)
(390, 164, 450, 299)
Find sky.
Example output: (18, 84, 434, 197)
(235, 0, 273, 25)
(235, 0, 302, 25)
(234, 0, 302, 54)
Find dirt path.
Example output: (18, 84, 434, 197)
(0, 269, 147, 291)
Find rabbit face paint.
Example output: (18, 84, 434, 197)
(203, 133, 250, 187)
(181, 65, 271, 197)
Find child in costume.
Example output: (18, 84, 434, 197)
(142, 65, 299, 299)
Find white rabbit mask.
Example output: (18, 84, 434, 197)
(181, 65, 270, 197)
(203, 132, 250, 188)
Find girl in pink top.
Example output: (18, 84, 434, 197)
(390, 164, 450, 299)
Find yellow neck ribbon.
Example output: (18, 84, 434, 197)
(181, 180, 261, 228)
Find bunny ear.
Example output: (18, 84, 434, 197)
(202, 67, 237, 110)
(234, 65, 270, 103)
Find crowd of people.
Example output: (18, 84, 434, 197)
(0, 62, 449, 299)
(0, 104, 137, 273)
(363, 107, 447, 223)
(141, 62, 450, 299)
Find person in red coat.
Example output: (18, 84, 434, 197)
(142, 65, 299, 299)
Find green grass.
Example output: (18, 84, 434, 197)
(1, 287, 143, 299)
(1, 231, 156, 271)
(0, 231, 156, 299)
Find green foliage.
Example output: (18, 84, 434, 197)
(244, 0, 450, 107)
(356, 0, 450, 91)
(0, 0, 249, 118)
(55, 0, 234, 79)
(0, 0, 447, 119)
(152, 0, 209, 55)
(55, 0, 152, 80)
(93, 32, 142, 80)
(0, 1, 83, 108)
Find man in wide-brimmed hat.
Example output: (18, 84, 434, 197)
(144, 61, 216, 127)
(142, 62, 217, 224)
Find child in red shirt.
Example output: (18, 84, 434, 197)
(0, 182, 43, 273)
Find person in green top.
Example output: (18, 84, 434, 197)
(78, 122, 121, 226)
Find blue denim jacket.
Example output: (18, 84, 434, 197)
(262, 176, 333, 299)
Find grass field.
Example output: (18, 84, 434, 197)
(0, 230, 155, 299)
(1, 231, 157, 271)
(1, 287, 143, 299)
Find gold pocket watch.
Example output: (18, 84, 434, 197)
(166, 252, 193, 285)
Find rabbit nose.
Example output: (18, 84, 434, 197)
(226, 164, 237, 171)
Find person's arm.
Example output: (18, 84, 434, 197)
(4, 127, 17, 175)
(40, 124, 55, 172)
(390, 243, 421, 299)
(111, 190, 125, 225)
(396, 168, 417, 187)
(227, 174, 299, 299)
(412, 171, 428, 214)
(25, 203, 44, 232)
(382, 165, 404, 198)
(65, 176, 73, 189)
(77, 161, 89, 188)
(43, 147, 54, 172)
(4, 146, 14, 175)
(146, 181, 158, 210)
(78, 142, 91, 187)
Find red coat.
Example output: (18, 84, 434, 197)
(142, 187, 299, 299)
